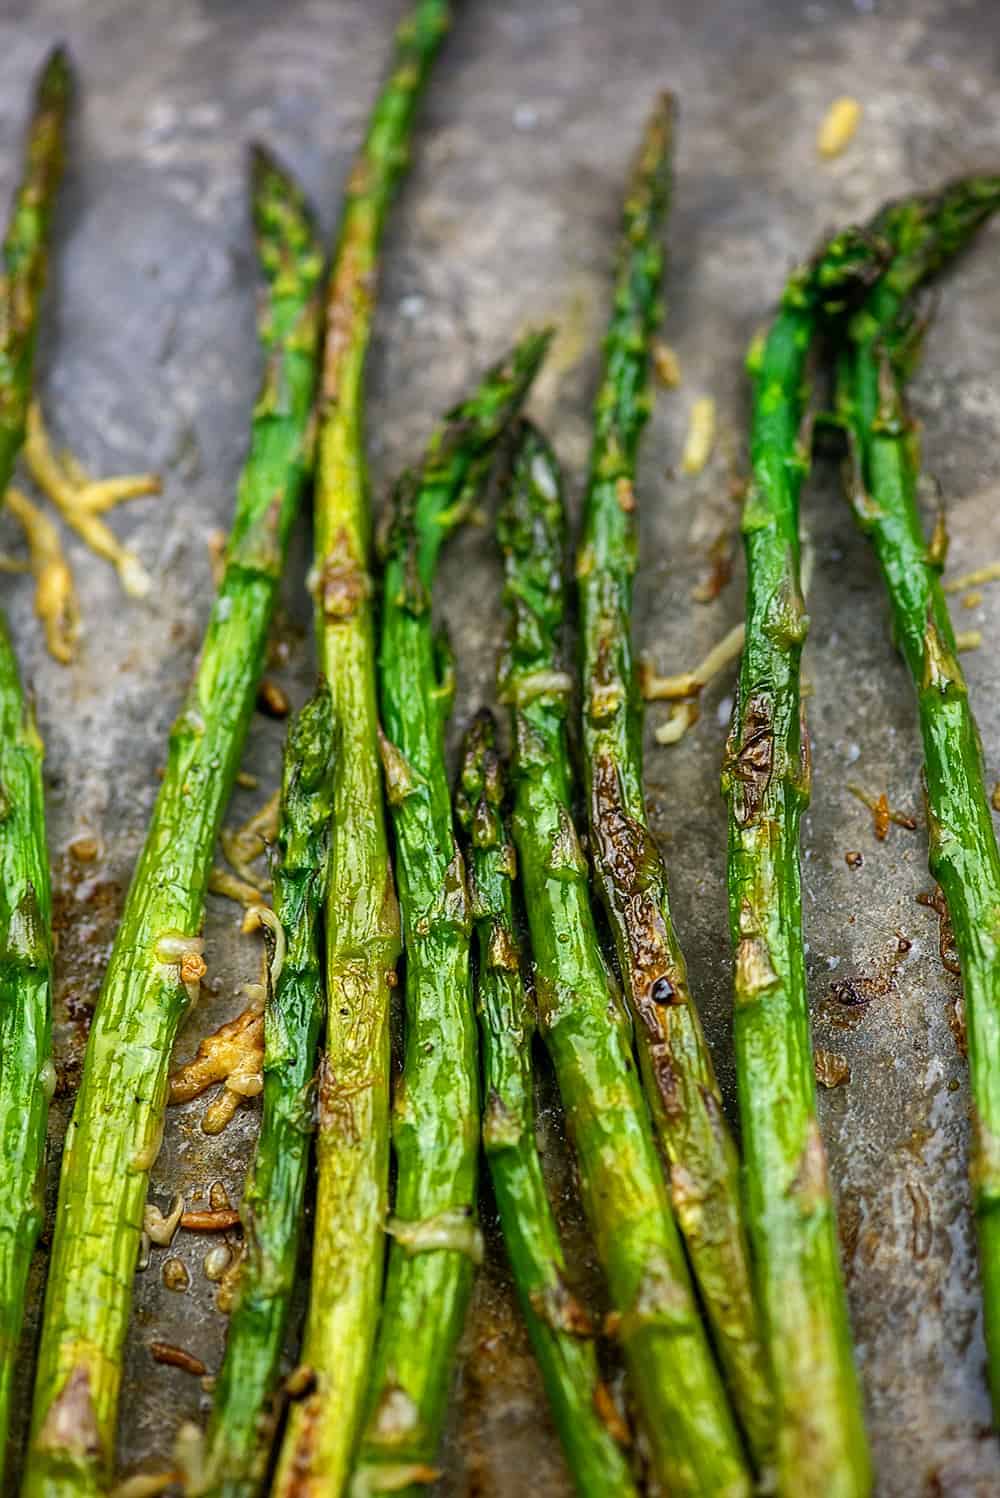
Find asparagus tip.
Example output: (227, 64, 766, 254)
(457, 707, 500, 814)
(248, 141, 321, 294)
(516, 326, 556, 385)
(789, 223, 888, 319)
(646, 89, 677, 142)
(248, 139, 290, 200)
(38, 43, 74, 101)
(248, 140, 316, 225)
(869, 172, 1000, 295)
(285, 680, 335, 796)
(464, 704, 498, 753)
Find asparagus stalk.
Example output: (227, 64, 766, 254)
(23, 147, 323, 1497)
(195, 687, 335, 1497)
(576, 94, 772, 1469)
(273, 7, 451, 1490)
(456, 709, 640, 1498)
(0, 46, 71, 482)
(351, 333, 548, 1498)
(0, 658, 52, 1493)
(722, 231, 886, 1497)
(833, 177, 1000, 1418)
(0, 46, 70, 1487)
(500, 420, 751, 1498)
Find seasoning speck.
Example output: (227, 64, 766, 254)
(180, 1208, 240, 1233)
(681, 397, 716, 476)
(68, 835, 100, 863)
(210, 1181, 231, 1212)
(817, 97, 862, 158)
(652, 340, 682, 388)
(162, 1257, 189, 1292)
(257, 677, 291, 717)
(814, 1049, 851, 1088)
(944, 560, 1000, 593)
(150, 1341, 206, 1376)
(204, 1244, 233, 1282)
(848, 783, 916, 840)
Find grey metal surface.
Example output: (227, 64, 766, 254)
(1, 0, 999, 1492)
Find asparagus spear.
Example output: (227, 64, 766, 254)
(0, 46, 70, 483)
(833, 177, 1000, 1418)
(576, 94, 772, 1468)
(273, 7, 451, 1489)
(23, 147, 323, 1497)
(500, 420, 751, 1498)
(351, 333, 548, 1498)
(456, 709, 640, 1498)
(0, 46, 70, 1486)
(0, 658, 52, 1492)
(722, 231, 885, 1497)
(195, 686, 335, 1497)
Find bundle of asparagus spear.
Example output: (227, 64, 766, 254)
(3, 2, 1000, 1495)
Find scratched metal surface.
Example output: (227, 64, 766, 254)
(1, 0, 1000, 1493)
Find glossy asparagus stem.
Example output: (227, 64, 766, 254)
(833, 176, 1000, 1420)
(23, 148, 323, 1497)
(722, 232, 884, 1498)
(0, 47, 69, 1488)
(501, 421, 751, 1498)
(576, 94, 772, 1469)
(351, 334, 548, 1498)
(196, 688, 335, 1498)
(0, 644, 51, 1492)
(273, 7, 451, 1490)
(456, 709, 639, 1498)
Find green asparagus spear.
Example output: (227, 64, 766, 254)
(0, 641, 50, 1496)
(722, 231, 885, 1498)
(456, 709, 640, 1498)
(23, 147, 323, 1498)
(576, 94, 772, 1469)
(0, 46, 69, 1488)
(273, 8, 451, 1490)
(500, 420, 751, 1498)
(350, 333, 549, 1498)
(194, 687, 335, 1498)
(833, 177, 1000, 1419)
(0, 46, 70, 483)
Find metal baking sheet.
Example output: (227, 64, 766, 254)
(3, 1, 1000, 1492)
